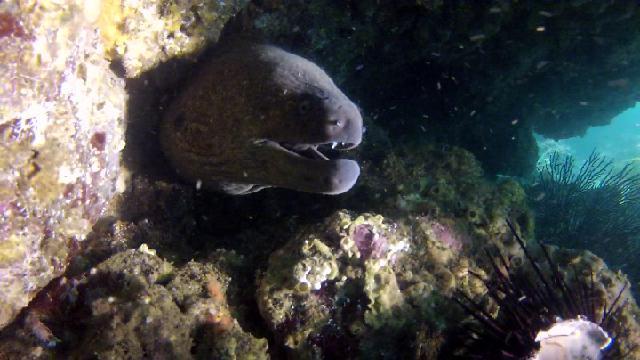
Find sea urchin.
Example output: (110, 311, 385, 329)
(445, 220, 633, 359)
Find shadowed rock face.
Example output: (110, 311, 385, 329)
(160, 42, 363, 195)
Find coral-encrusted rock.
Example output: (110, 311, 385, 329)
(0, 246, 268, 359)
(256, 210, 487, 358)
(350, 142, 534, 243)
(258, 210, 640, 358)
(529, 247, 640, 358)
(72, 249, 267, 359)
(99, 0, 248, 77)
(445, 234, 640, 359)
(0, 0, 248, 331)
(0, 2, 126, 329)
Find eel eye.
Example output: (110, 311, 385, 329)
(298, 100, 311, 115)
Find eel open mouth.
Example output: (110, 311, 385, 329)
(254, 139, 359, 161)
(282, 141, 358, 160)
(251, 138, 361, 194)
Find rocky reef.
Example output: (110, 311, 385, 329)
(0, 0, 126, 329)
(2, 0, 640, 358)
(98, 0, 247, 77)
(256, 209, 640, 358)
(256, 210, 480, 358)
(3, 137, 638, 358)
(350, 136, 532, 228)
(3, 210, 639, 358)
(0, 0, 245, 330)
(0, 244, 268, 359)
(444, 227, 640, 359)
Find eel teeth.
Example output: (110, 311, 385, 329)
(252, 139, 269, 145)
(309, 146, 329, 160)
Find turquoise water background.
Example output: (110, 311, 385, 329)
(537, 103, 640, 170)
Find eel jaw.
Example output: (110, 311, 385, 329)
(250, 139, 361, 194)
(281, 141, 358, 160)
(253, 139, 358, 161)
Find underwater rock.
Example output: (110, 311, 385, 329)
(349, 142, 534, 243)
(257, 208, 640, 358)
(0, 0, 247, 331)
(444, 222, 640, 359)
(243, 1, 640, 176)
(0, 246, 268, 359)
(0, 1, 126, 329)
(160, 42, 363, 195)
(99, 0, 248, 77)
(256, 210, 487, 358)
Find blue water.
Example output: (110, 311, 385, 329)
(536, 103, 640, 169)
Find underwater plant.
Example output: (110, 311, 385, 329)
(445, 220, 635, 359)
(527, 151, 640, 290)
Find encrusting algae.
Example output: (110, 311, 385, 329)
(0, 0, 244, 331)
(257, 210, 486, 358)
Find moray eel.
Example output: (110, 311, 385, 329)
(160, 42, 363, 195)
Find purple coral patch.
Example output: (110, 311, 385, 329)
(430, 221, 464, 252)
(90, 132, 106, 151)
(353, 224, 388, 259)
(0, 12, 26, 39)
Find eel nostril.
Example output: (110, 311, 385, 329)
(330, 118, 344, 127)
